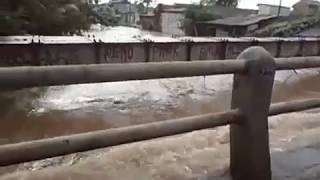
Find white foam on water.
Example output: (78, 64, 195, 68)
(32, 75, 233, 113)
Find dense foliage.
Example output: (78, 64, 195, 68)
(251, 15, 320, 37)
(200, 0, 238, 7)
(216, 0, 238, 8)
(181, 4, 220, 35)
(135, 0, 152, 14)
(181, 0, 239, 35)
(0, 0, 94, 35)
(184, 4, 220, 22)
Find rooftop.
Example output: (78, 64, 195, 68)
(201, 15, 277, 26)
(155, 4, 257, 18)
(211, 6, 257, 18)
(257, 3, 291, 9)
(109, 0, 130, 4)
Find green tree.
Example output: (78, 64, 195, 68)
(200, 0, 239, 7)
(134, 1, 146, 14)
(181, 0, 239, 35)
(90, 4, 120, 26)
(135, 0, 152, 14)
(143, 0, 152, 13)
(216, 0, 239, 7)
(0, 0, 93, 35)
(200, 0, 216, 6)
(181, 4, 221, 35)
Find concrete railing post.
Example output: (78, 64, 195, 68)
(230, 46, 275, 180)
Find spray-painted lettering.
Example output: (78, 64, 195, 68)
(104, 46, 134, 63)
(152, 45, 179, 61)
(199, 46, 218, 60)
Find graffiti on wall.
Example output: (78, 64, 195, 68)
(39, 46, 81, 65)
(198, 45, 223, 60)
(3, 39, 320, 66)
(226, 43, 251, 59)
(104, 45, 134, 63)
(151, 44, 180, 61)
(0, 46, 33, 66)
(0, 45, 92, 66)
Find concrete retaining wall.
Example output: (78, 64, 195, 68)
(1, 36, 320, 66)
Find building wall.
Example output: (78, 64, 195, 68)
(216, 29, 229, 37)
(110, 2, 137, 25)
(140, 16, 156, 30)
(161, 12, 185, 36)
(292, 2, 320, 16)
(258, 4, 291, 16)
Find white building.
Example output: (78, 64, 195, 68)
(258, 4, 291, 16)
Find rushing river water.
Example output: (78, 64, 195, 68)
(2, 26, 320, 180)
(1, 70, 319, 144)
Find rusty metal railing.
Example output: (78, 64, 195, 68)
(1, 46, 320, 180)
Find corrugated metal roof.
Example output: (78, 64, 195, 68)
(203, 15, 277, 26)
(211, 6, 257, 18)
(257, 3, 291, 9)
(157, 4, 256, 18)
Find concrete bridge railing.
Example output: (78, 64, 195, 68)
(1, 46, 320, 180)
(1, 36, 320, 66)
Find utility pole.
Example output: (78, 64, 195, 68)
(277, 0, 283, 16)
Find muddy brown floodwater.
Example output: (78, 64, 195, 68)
(1, 69, 320, 179)
(1, 70, 320, 144)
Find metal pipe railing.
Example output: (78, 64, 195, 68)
(0, 60, 246, 89)
(0, 110, 241, 166)
(276, 56, 320, 70)
(0, 56, 320, 89)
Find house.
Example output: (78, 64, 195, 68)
(140, 4, 257, 36)
(258, 4, 291, 16)
(155, 4, 186, 36)
(210, 6, 257, 18)
(292, 0, 320, 16)
(139, 4, 187, 36)
(140, 14, 158, 31)
(109, 0, 138, 25)
(196, 3, 294, 37)
(196, 15, 277, 37)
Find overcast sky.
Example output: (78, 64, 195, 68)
(101, 0, 305, 9)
